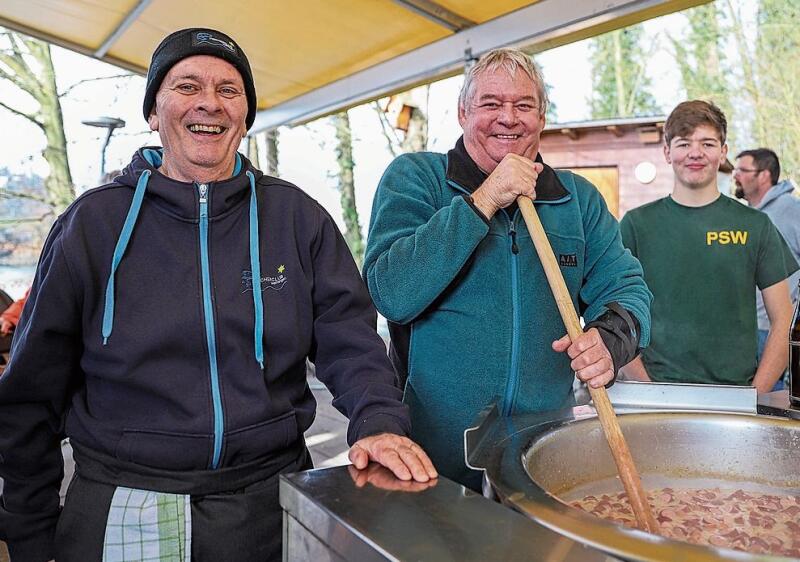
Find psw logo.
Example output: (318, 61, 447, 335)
(706, 231, 748, 245)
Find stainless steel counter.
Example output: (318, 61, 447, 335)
(758, 389, 800, 420)
(280, 465, 612, 561)
(280, 387, 800, 561)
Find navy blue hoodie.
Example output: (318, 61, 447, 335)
(0, 148, 409, 558)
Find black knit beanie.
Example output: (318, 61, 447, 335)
(143, 28, 256, 129)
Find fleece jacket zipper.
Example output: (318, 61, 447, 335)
(501, 212, 522, 416)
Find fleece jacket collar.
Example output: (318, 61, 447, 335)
(116, 147, 264, 220)
(445, 136, 569, 201)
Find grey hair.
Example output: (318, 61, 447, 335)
(459, 48, 548, 114)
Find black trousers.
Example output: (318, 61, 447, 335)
(55, 448, 312, 562)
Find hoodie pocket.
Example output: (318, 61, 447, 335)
(115, 429, 213, 470)
(223, 411, 299, 465)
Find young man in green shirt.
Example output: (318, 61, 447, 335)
(620, 100, 798, 392)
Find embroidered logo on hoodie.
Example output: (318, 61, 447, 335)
(241, 266, 288, 292)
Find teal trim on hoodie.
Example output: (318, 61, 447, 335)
(364, 150, 651, 486)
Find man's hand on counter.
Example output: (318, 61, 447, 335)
(347, 464, 438, 492)
(349, 433, 438, 483)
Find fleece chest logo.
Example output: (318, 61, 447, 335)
(706, 231, 748, 245)
(193, 32, 237, 54)
(559, 253, 578, 267)
(241, 265, 288, 293)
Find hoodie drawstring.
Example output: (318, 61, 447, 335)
(247, 170, 264, 369)
(102, 169, 151, 344)
(102, 153, 264, 371)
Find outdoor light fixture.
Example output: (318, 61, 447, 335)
(634, 161, 657, 184)
(82, 116, 126, 180)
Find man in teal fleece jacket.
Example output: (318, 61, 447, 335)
(364, 48, 652, 490)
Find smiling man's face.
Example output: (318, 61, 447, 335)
(458, 68, 546, 173)
(148, 55, 247, 182)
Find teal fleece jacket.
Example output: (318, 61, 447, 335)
(364, 143, 651, 487)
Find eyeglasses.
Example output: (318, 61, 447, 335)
(733, 167, 761, 175)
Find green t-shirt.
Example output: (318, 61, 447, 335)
(620, 195, 799, 385)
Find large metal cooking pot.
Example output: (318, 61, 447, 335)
(466, 383, 800, 562)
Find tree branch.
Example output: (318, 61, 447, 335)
(0, 61, 32, 93)
(59, 73, 135, 98)
(0, 54, 40, 98)
(1, 34, 39, 88)
(0, 212, 54, 226)
(0, 188, 49, 205)
(625, 32, 660, 116)
(423, 85, 430, 150)
(372, 101, 400, 158)
(0, 99, 43, 129)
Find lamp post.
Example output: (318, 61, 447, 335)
(82, 116, 126, 181)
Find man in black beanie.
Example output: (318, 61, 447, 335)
(0, 27, 435, 562)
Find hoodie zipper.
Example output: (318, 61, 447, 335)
(197, 182, 224, 469)
(502, 212, 522, 416)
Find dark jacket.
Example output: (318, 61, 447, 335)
(0, 148, 409, 559)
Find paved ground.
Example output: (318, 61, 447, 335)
(0, 377, 348, 560)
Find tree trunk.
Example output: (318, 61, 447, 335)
(590, 25, 657, 119)
(29, 40, 74, 210)
(400, 107, 428, 153)
(266, 129, 279, 176)
(247, 134, 260, 169)
(332, 111, 364, 268)
(726, 0, 766, 143)
(754, 0, 800, 180)
(613, 31, 626, 117)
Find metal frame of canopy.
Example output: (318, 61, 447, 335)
(0, 0, 708, 131)
(250, 0, 708, 132)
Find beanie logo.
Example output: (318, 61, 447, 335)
(193, 32, 236, 54)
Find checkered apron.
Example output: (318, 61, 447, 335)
(102, 487, 191, 562)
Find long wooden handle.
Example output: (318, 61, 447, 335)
(517, 196, 660, 534)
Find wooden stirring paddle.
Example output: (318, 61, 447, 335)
(517, 195, 660, 534)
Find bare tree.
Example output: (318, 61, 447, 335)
(752, 0, 800, 179)
(373, 88, 430, 157)
(245, 129, 280, 176)
(265, 129, 279, 176)
(669, 4, 731, 109)
(720, 0, 800, 180)
(332, 111, 364, 268)
(0, 31, 73, 212)
(589, 26, 659, 118)
(247, 134, 260, 168)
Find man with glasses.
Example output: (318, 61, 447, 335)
(620, 101, 798, 393)
(734, 149, 800, 386)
